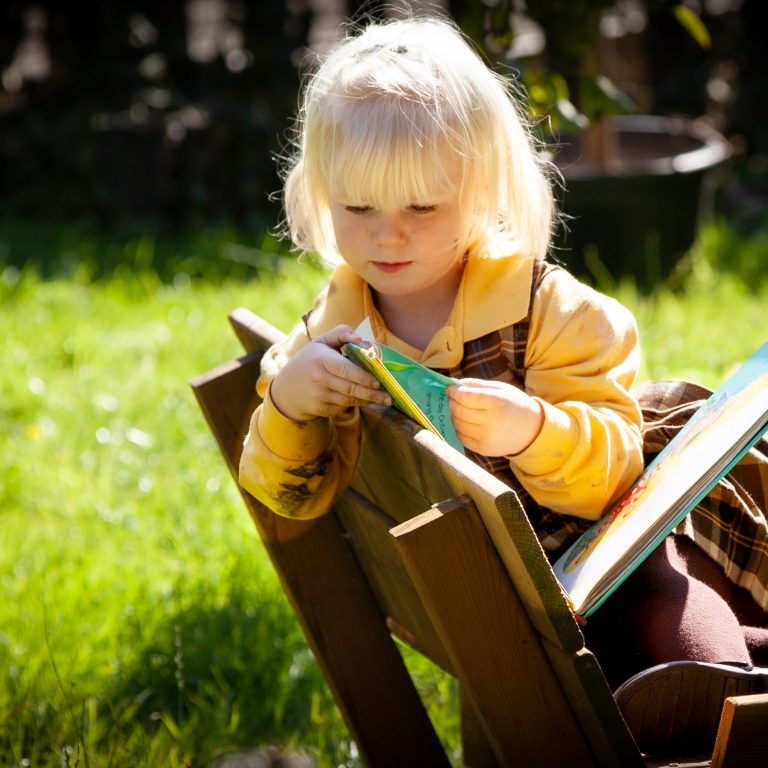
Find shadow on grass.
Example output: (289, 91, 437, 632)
(107, 581, 342, 764)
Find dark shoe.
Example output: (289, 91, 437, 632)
(614, 660, 768, 756)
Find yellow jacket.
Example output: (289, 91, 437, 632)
(239, 254, 644, 522)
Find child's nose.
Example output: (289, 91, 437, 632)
(373, 215, 407, 247)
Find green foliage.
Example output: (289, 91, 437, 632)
(1, 221, 767, 765)
(594, 219, 768, 388)
(513, 0, 620, 131)
(673, 4, 712, 50)
(481, 0, 710, 135)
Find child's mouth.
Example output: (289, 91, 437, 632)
(373, 261, 412, 273)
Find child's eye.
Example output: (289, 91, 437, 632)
(409, 204, 436, 213)
(345, 205, 372, 214)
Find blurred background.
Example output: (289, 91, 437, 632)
(1, 0, 765, 245)
(2, 3, 767, 767)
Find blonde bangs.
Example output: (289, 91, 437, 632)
(318, 96, 468, 211)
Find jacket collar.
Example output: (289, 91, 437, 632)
(303, 253, 535, 369)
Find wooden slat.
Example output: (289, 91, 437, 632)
(349, 407, 445, 521)
(392, 497, 597, 767)
(710, 692, 768, 768)
(228, 306, 284, 353)
(459, 687, 498, 768)
(540, 636, 645, 767)
(190, 354, 449, 768)
(334, 489, 453, 673)
(355, 403, 584, 653)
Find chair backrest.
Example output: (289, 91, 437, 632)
(190, 308, 646, 768)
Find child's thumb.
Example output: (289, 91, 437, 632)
(315, 324, 360, 350)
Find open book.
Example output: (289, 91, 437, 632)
(342, 316, 463, 453)
(553, 341, 768, 619)
(343, 340, 464, 454)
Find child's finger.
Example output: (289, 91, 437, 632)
(450, 409, 486, 435)
(456, 377, 508, 387)
(322, 351, 382, 390)
(448, 383, 495, 412)
(326, 369, 391, 407)
(314, 324, 362, 350)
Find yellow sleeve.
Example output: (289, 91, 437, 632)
(237, 320, 362, 520)
(510, 268, 644, 520)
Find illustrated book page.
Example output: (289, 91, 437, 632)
(553, 341, 768, 618)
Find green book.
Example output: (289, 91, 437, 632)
(553, 341, 768, 619)
(342, 341, 464, 454)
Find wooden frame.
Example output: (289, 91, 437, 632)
(190, 307, 768, 768)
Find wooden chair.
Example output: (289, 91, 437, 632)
(190, 307, 768, 768)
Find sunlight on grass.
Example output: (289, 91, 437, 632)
(1, 220, 767, 766)
(1, 258, 351, 766)
(614, 234, 768, 388)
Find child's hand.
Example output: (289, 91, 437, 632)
(447, 378, 544, 457)
(269, 325, 391, 422)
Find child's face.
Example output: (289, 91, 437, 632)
(329, 196, 467, 306)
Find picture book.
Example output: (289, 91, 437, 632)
(342, 319, 464, 453)
(553, 341, 768, 620)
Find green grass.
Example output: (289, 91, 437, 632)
(615, 236, 768, 387)
(1, 219, 767, 767)
(1, 253, 349, 766)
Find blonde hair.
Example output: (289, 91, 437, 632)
(281, 15, 558, 265)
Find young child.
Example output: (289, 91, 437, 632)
(240, 14, 644, 537)
(238, 12, 768, 754)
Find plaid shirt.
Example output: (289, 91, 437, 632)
(639, 378, 768, 612)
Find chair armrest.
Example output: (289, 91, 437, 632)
(228, 307, 285, 353)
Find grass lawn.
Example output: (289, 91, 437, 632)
(1, 220, 767, 767)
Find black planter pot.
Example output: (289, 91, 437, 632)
(554, 115, 731, 288)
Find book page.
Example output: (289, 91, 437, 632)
(553, 342, 768, 616)
(343, 339, 464, 453)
